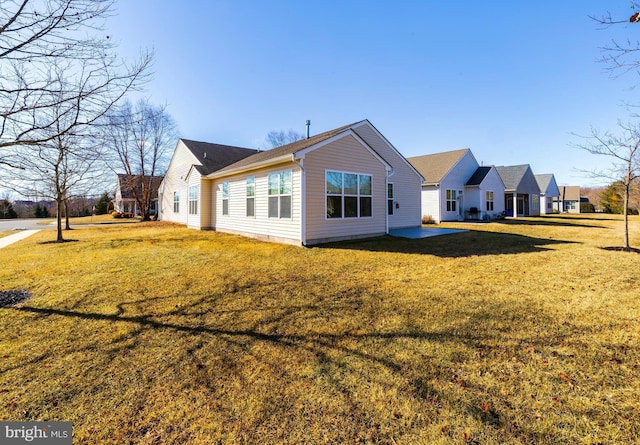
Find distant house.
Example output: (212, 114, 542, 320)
(408, 149, 479, 223)
(159, 120, 423, 245)
(464, 166, 506, 220)
(535, 174, 561, 215)
(554, 186, 581, 213)
(495, 165, 541, 217)
(113, 174, 164, 216)
(408, 149, 505, 222)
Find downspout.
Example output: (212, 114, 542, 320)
(386, 167, 395, 234)
(292, 154, 306, 246)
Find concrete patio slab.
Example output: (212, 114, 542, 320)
(389, 227, 467, 239)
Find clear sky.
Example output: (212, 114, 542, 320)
(105, 1, 640, 187)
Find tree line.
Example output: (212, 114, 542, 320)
(0, 0, 176, 241)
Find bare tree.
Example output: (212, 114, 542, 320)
(264, 130, 305, 149)
(574, 120, 640, 250)
(0, 0, 152, 167)
(104, 99, 176, 221)
(591, 1, 640, 78)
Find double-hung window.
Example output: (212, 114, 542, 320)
(173, 191, 179, 213)
(326, 171, 372, 219)
(446, 189, 457, 212)
(387, 183, 394, 215)
(486, 191, 494, 211)
(188, 185, 198, 215)
(246, 177, 255, 217)
(221, 181, 229, 216)
(268, 170, 292, 218)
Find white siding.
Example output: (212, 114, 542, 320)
(186, 173, 203, 228)
(477, 169, 506, 219)
(158, 141, 199, 225)
(438, 151, 479, 222)
(421, 187, 440, 223)
(213, 162, 302, 244)
(304, 134, 387, 244)
(352, 123, 422, 229)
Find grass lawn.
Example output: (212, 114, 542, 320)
(1, 215, 639, 444)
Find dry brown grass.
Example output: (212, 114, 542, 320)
(0, 214, 639, 444)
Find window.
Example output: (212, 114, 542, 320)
(221, 181, 229, 216)
(446, 189, 457, 212)
(268, 170, 292, 218)
(486, 191, 494, 211)
(173, 191, 179, 213)
(246, 177, 255, 217)
(532, 194, 540, 211)
(387, 183, 394, 215)
(188, 185, 198, 215)
(326, 171, 372, 219)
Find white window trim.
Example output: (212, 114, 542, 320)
(268, 169, 293, 219)
(325, 170, 373, 220)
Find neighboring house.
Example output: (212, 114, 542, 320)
(464, 166, 506, 220)
(495, 165, 541, 217)
(159, 120, 423, 245)
(554, 186, 581, 213)
(535, 174, 561, 215)
(407, 149, 505, 222)
(113, 174, 164, 215)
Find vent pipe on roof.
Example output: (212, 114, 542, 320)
(305, 120, 311, 139)
(203, 152, 207, 159)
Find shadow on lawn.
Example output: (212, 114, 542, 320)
(321, 230, 576, 257)
(8, 297, 612, 442)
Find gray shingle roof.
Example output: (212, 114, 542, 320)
(495, 165, 529, 191)
(535, 174, 554, 193)
(407, 148, 470, 184)
(210, 121, 366, 176)
(466, 166, 492, 186)
(180, 139, 259, 175)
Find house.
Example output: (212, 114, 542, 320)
(408, 149, 478, 223)
(554, 186, 581, 213)
(407, 149, 505, 222)
(464, 166, 506, 220)
(495, 165, 541, 217)
(535, 174, 561, 214)
(158, 120, 423, 245)
(113, 174, 164, 215)
(158, 139, 259, 227)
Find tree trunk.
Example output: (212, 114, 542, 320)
(624, 182, 630, 250)
(64, 199, 71, 230)
(56, 199, 64, 242)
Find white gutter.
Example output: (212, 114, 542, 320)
(292, 154, 306, 246)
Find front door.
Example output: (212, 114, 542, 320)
(517, 195, 527, 216)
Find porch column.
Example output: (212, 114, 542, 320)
(512, 194, 518, 218)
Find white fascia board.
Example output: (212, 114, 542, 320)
(206, 154, 293, 179)
(295, 129, 392, 171)
(351, 120, 425, 182)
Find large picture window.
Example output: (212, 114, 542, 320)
(486, 191, 494, 211)
(326, 171, 372, 219)
(173, 191, 179, 213)
(188, 185, 198, 215)
(446, 189, 457, 212)
(268, 170, 292, 218)
(246, 177, 255, 217)
(221, 181, 229, 216)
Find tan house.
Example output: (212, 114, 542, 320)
(554, 186, 581, 213)
(158, 120, 423, 245)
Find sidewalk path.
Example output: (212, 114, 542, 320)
(0, 230, 41, 249)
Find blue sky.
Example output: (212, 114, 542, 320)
(107, 1, 640, 187)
